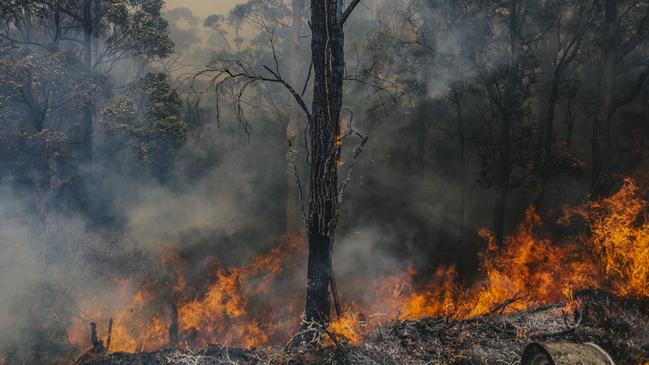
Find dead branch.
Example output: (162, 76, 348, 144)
(288, 140, 309, 235)
(486, 292, 527, 317)
(340, 0, 364, 26)
(337, 108, 369, 206)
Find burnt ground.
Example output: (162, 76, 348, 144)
(75, 290, 649, 365)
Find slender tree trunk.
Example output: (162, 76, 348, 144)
(415, 0, 434, 173)
(416, 117, 426, 170)
(534, 69, 561, 209)
(591, 0, 616, 199)
(286, 0, 305, 233)
(450, 89, 466, 272)
(494, 0, 522, 246)
(456, 105, 467, 273)
(21, 68, 44, 131)
(493, 165, 509, 246)
(169, 301, 179, 347)
(82, 0, 93, 165)
(305, 0, 345, 327)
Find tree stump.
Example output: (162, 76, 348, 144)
(521, 342, 615, 365)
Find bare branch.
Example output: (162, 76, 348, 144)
(301, 60, 313, 97)
(189, 58, 312, 131)
(263, 65, 312, 120)
(288, 140, 309, 234)
(337, 135, 368, 205)
(340, 0, 363, 26)
(337, 108, 368, 205)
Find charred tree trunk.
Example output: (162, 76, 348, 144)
(89, 322, 104, 354)
(591, 0, 616, 200)
(169, 302, 179, 347)
(305, 0, 345, 327)
(106, 319, 113, 352)
(494, 0, 522, 246)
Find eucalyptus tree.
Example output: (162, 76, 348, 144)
(199, 0, 367, 329)
(0, 0, 173, 164)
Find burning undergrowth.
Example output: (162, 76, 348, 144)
(69, 179, 648, 360)
(67, 234, 306, 352)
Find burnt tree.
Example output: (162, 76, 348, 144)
(305, 0, 347, 328)
(202, 0, 363, 328)
(493, 0, 525, 246)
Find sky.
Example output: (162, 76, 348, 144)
(165, 0, 244, 15)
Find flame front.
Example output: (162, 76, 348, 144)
(67, 180, 649, 351)
(330, 178, 649, 339)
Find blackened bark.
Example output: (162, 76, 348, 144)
(305, 0, 345, 327)
(106, 319, 113, 352)
(90, 322, 104, 353)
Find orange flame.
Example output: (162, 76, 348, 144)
(587, 178, 649, 297)
(67, 180, 649, 350)
(66, 234, 304, 352)
(331, 179, 648, 341)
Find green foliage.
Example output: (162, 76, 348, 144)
(228, 0, 291, 30)
(102, 0, 175, 58)
(100, 72, 186, 180)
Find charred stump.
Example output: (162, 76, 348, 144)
(90, 322, 104, 354)
(105, 319, 112, 353)
(169, 301, 179, 347)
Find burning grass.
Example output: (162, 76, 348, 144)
(69, 179, 649, 362)
(75, 289, 649, 364)
(329, 178, 649, 340)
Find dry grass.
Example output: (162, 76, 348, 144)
(75, 290, 649, 365)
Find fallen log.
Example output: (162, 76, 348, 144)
(522, 342, 615, 365)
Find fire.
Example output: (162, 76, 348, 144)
(327, 306, 365, 346)
(330, 179, 648, 341)
(177, 235, 304, 348)
(587, 178, 649, 297)
(67, 234, 304, 353)
(67, 180, 649, 351)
